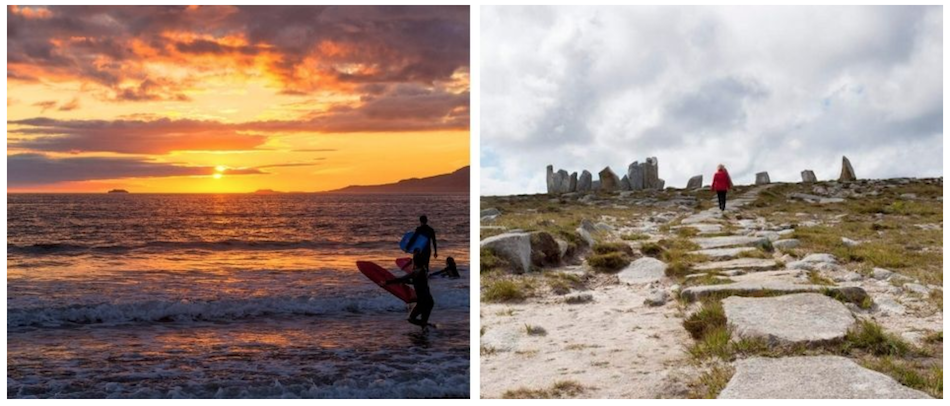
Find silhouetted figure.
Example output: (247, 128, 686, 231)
(430, 257, 460, 279)
(386, 248, 434, 329)
(406, 215, 437, 271)
(712, 164, 734, 211)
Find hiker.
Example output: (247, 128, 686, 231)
(711, 164, 734, 211)
(385, 247, 434, 329)
(406, 215, 437, 271)
(430, 256, 460, 279)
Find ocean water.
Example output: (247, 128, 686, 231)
(7, 193, 470, 399)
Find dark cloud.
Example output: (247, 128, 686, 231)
(7, 5, 469, 99)
(8, 117, 268, 154)
(481, 6, 942, 195)
(7, 153, 263, 186)
(58, 97, 80, 111)
(32, 100, 57, 113)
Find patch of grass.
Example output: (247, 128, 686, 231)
(544, 272, 584, 295)
(525, 324, 547, 336)
(923, 331, 942, 344)
(861, 357, 943, 398)
(482, 279, 533, 303)
(587, 252, 631, 272)
(621, 233, 650, 241)
(592, 242, 634, 256)
(502, 380, 588, 399)
(658, 238, 701, 251)
(807, 270, 835, 286)
(737, 249, 770, 259)
(675, 227, 700, 238)
(682, 273, 735, 287)
(481, 247, 510, 274)
(665, 260, 694, 280)
(640, 242, 664, 257)
(686, 326, 732, 360)
(842, 319, 912, 357)
(688, 364, 735, 399)
(928, 289, 943, 311)
(683, 299, 727, 340)
(481, 345, 497, 356)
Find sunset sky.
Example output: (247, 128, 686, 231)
(7, 5, 470, 193)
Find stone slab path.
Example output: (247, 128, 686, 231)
(722, 293, 856, 345)
(719, 356, 931, 398)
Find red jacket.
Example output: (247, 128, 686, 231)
(711, 169, 732, 192)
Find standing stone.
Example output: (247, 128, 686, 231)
(546, 165, 555, 194)
(555, 169, 570, 193)
(839, 156, 856, 182)
(686, 175, 703, 189)
(643, 157, 659, 189)
(755, 172, 770, 185)
(801, 170, 817, 183)
(591, 180, 601, 191)
(657, 179, 665, 189)
(598, 167, 621, 191)
(620, 175, 631, 191)
(577, 170, 592, 192)
(569, 172, 578, 193)
(627, 161, 644, 190)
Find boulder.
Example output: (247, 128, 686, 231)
(598, 167, 622, 191)
(801, 170, 817, 183)
(722, 293, 856, 345)
(839, 156, 857, 182)
(577, 170, 592, 192)
(871, 267, 894, 280)
(772, 239, 800, 250)
(644, 290, 670, 307)
(480, 232, 532, 274)
(720, 356, 932, 399)
(755, 171, 770, 185)
(657, 178, 665, 189)
(627, 161, 644, 190)
(529, 231, 562, 268)
(575, 226, 595, 247)
(481, 208, 501, 217)
(618, 257, 667, 284)
(686, 175, 703, 189)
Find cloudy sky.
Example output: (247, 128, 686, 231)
(8, 5, 469, 192)
(480, 6, 942, 195)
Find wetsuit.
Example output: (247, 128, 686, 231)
(389, 254, 434, 326)
(408, 224, 437, 271)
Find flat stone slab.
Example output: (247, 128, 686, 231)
(693, 258, 778, 272)
(719, 356, 931, 399)
(691, 236, 767, 250)
(722, 293, 855, 344)
(679, 280, 867, 303)
(674, 223, 722, 235)
(691, 247, 756, 260)
(618, 257, 667, 284)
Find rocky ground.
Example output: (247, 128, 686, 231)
(479, 178, 943, 399)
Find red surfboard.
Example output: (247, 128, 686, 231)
(396, 257, 413, 273)
(356, 261, 417, 303)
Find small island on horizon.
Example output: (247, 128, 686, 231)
(107, 189, 129, 194)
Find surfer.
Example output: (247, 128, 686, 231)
(406, 215, 438, 271)
(385, 247, 435, 329)
(430, 256, 460, 279)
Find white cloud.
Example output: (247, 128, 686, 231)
(480, 6, 942, 195)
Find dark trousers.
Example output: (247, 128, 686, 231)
(410, 296, 434, 324)
(417, 248, 432, 271)
(717, 191, 727, 211)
